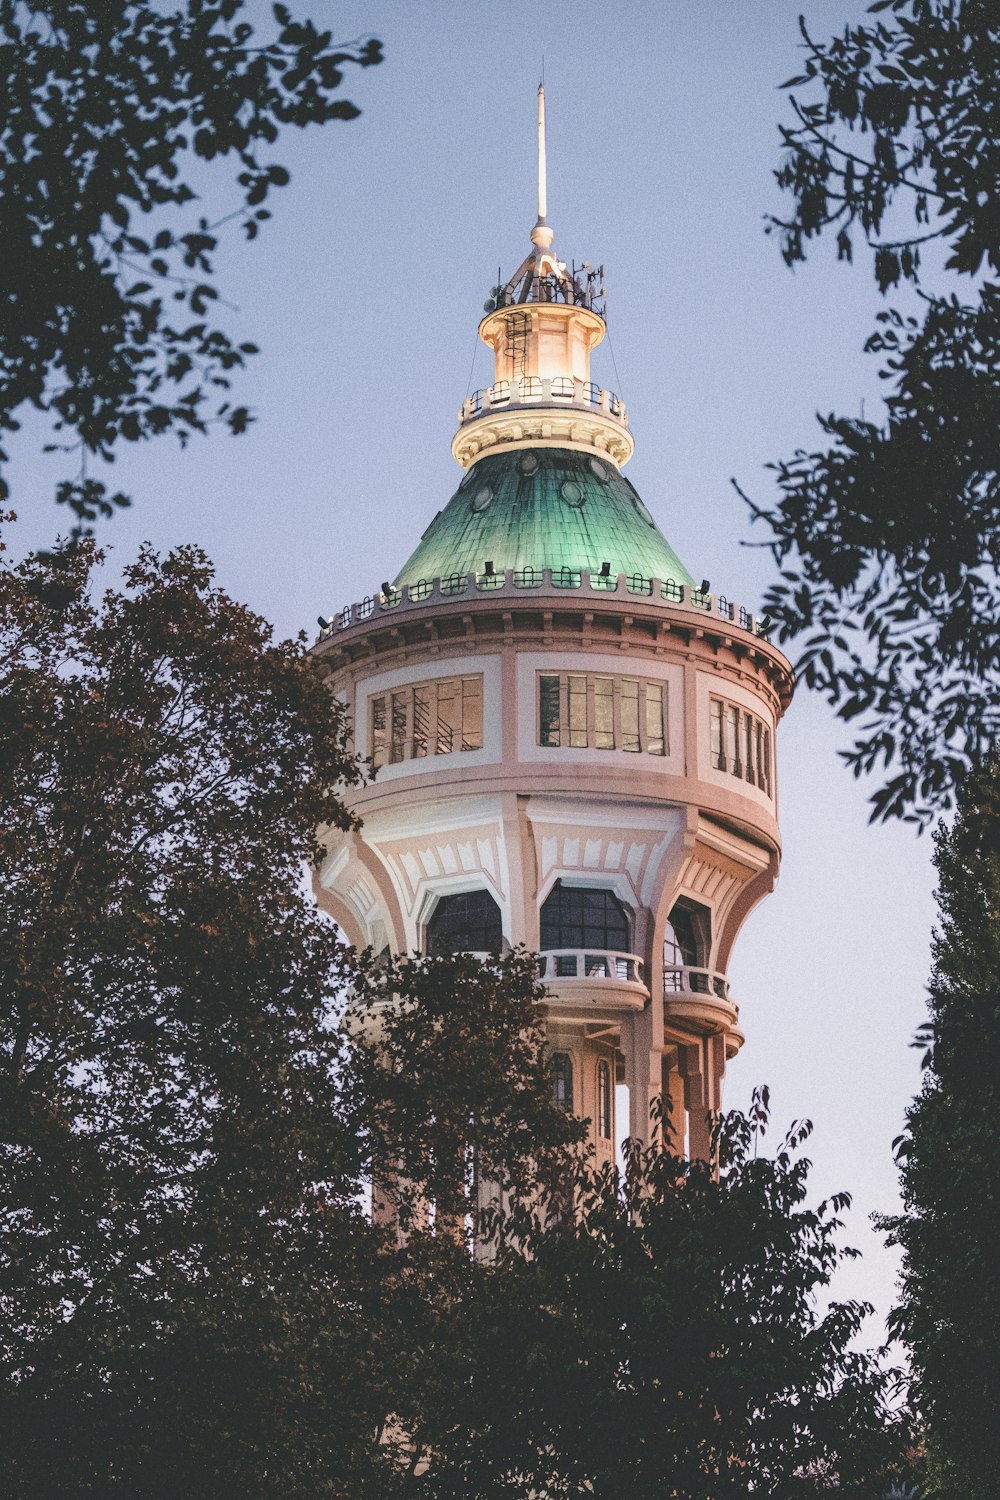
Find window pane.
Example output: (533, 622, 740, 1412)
(436, 679, 459, 754)
(711, 699, 725, 770)
(539, 674, 561, 747)
(646, 682, 665, 755)
(725, 704, 740, 774)
(594, 677, 614, 749)
(621, 679, 640, 752)
(568, 676, 588, 748)
(461, 677, 482, 751)
(762, 729, 771, 795)
(541, 883, 629, 952)
(427, 888, 502, 954)
(371, 695, 386, 769)
(552, 1052, 573, 1113)
(597, 1060, 611, 1139)
(413, 684, 433, 758)
(744, 712, 755, 782)
(390, 690, 408, 764)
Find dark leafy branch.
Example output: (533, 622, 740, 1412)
(747, 1, 1000, 826)
(0, 1, 382, 526)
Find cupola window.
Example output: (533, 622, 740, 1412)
(427, 889, 502, 956)
(370, 674, 483, 768)
(709, 696, 772, 796)
(538, 672, 666, 755)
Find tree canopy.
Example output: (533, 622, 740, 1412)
(0, 1, 381, 527)
(878, 763, 1000, 1497)
(746, 0, 999, 826)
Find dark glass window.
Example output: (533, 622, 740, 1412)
(427, 889, 502, 955)
(663, 900, 712, 993)
(597, 1060, 612, 1139)
(540, 883, 630, 952)
(552, 1052, 573, 1113)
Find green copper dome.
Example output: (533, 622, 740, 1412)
(394, 448, 696, 589)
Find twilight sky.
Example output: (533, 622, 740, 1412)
(10, 1, 938, 1338)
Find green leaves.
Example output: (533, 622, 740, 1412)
(0, 2, 383, 527)
(877, 766, 1000, 1495)
(750, 3, 1000, 824)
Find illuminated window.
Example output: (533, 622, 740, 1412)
(540, 883, 630, 953)
(597, 1060, 612, 1140)
(427, 889, 502, 955)
(552, 1052, 573, 1113)
(710, 696, 772, 796)
(370, 675, 483, 769)
(537, 673, 667, 754)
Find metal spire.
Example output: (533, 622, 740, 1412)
(537, 82, 547, 226)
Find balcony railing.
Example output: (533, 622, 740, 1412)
(663, 965, 734, 1004)
(316, 568, 772, 643)
(458, 376, 628, 429)
(539, 949, 645, 984)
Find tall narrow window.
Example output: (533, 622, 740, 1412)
(537, 672, 668, 755)
(552, 1052, 573, 1113)
(710, 698, 725, 770)
(390, 690, 408, 764)
(371, 694, 387, 769)
(436, 678, 459, 755)
(709, 696, 773, 798)
(369, 675, 484, 769)
(725, 703, 741, 776)
(597, 1060, 612, 1140)
(645, 682, 665, 756)
(539, 674, 561, 747)
(413, 683, 433, 758)
(568, 674, 588, 748)
(461, 676, 482, 751)
(593, 676, 614, 749)
(620, 679, 640, 752)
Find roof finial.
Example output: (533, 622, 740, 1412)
(537, 81, 547, 224)
(531, 82, 554, 250)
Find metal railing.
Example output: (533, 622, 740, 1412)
(317, 568, 772, 644)
(539, 949, 645, 984)
(458, 376, 628, 428)
(663, 965, 734, 1005)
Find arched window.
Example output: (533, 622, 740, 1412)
(427, 889, 502, 955)
(539, 883, 630, 952)
(597, 1060, 612, 1140)
(552, 1052, 573, 1113)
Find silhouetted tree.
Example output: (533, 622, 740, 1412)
(879, 763, 1000, 1497)
(0, 1, 381, 527)
(746, 1, 999, 826)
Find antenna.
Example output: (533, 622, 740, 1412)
(537, 82, 547, 224)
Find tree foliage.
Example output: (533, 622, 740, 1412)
(747, 0, 999, 826)
(396, 1100, 908, 1499)
(0, 536, 377, 1495)
(878, 763, 1000, 1497)
(0, 1, 381, 526)
(0, 538, 906, 1494)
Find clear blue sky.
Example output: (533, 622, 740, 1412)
(9, 1, 937, 1339)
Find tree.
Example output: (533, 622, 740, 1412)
(0, 1, 382, 528)
(390, 1098, 909, 1499)
(744, 1, 999, 826)
(878, 763, 1000, 1498)
(0, 536, 385, 1495)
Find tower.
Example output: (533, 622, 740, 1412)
(313, 87, 793, 1165)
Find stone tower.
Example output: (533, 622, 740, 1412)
(313, 88, 793, 1164)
